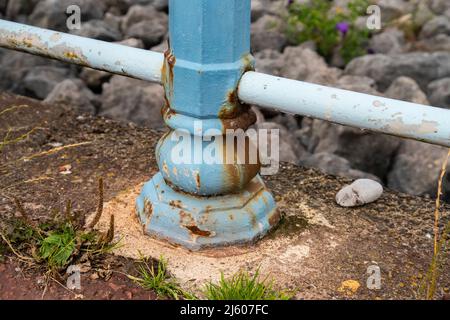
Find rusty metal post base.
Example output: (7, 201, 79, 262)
(136, 173, 279, 251)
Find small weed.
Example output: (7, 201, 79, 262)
(0, 178, 118, 273)
(285, 0, 371, 64)
(128, 254, 187, 300)
(203, 269, 293, 300)
(39, 224, 77, 269)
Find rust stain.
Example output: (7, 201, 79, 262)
(162, 161, 170, 176)
(249, 212, 258, 229)
(240, 53, 255, 74)
(195, 172, 201, 190)
(64, 51, 80, 60)
(169, 200, 183, 209)
(161, 99, 176, 119)
(22, 38, 33, 48)
(268, 210, 281, 227)
(161, 40, 176, 98)
(184, 225, 212, 237)
(220, 108, 257, 132)
(0, 31, 92, 68)
(179, 210, 195, 225)
(218, 53, 255, 132)
(218, 90, 242, 119)
(221, 132, 261, 193)
(143, 199, 153, 219)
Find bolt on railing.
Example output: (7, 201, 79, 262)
(1, 0, 449, 250)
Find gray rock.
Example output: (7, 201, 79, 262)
(378, 0, 414, 22)
(251, 0, 286, 22)
(300, 152, 381, 182)
(147, 0, 168, 11)
(300, 118, 401, 179)
(121, 5, 168, 48)
(251, 0, 266, 22)
(430, 0, 450, 14)
(251, 14, 287, 52)
(271, 114, 300, 132)
(120, 0, 168, 10)
(413, 1, 435, 29)
(419, 16, 450, 39)
(150, 40, 168, 53)
(5, 0, 39, 19)
(23, 66, 71, 99)
(125, 21, 167, 48)
(387, 140, 449, 197)
(29, 0, 106, 30)
(79, 68, 112, 91)
(103, 0, 130, 14)
(428, 78, 450, 109)
(336, 179, 383, 207)
(345, 52, 450, 91)
(416, 14, 450, 52)
(44, 79, 98, 114)
(0, 52, 53, 92)
(280, 46, 341, 85)
(118, 38, 145, 49)
(416, 34, 450, 52)
(255, 121, 307, 164)
(99, 75, 165, 128)
(71, 18, 122, 42)
(369, 28, 406, 54)
(254, 49, 284, 76)
(0, 0, 7, 14)
(335, 75, 380, 95)
(384, 76, 429, 105)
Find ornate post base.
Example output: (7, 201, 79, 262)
(136, 173, 279, 250)
(135, 0, 280, 250)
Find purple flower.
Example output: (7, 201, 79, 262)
(287, 0, 294, 7)
(336, 22, 350, 35)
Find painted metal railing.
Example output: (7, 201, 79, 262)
(2, 18, 449, 148)
(1, 0, 449, 250)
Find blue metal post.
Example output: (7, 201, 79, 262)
(135, 0, 279, 250)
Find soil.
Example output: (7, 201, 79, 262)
(0, 92, 449, 300)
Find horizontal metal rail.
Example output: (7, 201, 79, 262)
(0, 19, 163, 83)
(238, 72, 450, 147)
(1, 19, 450, 148)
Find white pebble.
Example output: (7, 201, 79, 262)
(336, 179, 383, 207)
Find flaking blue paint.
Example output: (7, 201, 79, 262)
(137, 0, 279, 249)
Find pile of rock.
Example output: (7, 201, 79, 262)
(0, 0, 449, 201)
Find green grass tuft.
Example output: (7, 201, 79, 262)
(203, 269, 293, 300)
(128, 255, 187, 300)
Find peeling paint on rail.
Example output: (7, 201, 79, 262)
(238, 72, 450, 147)
(0, 19, 164, 83)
